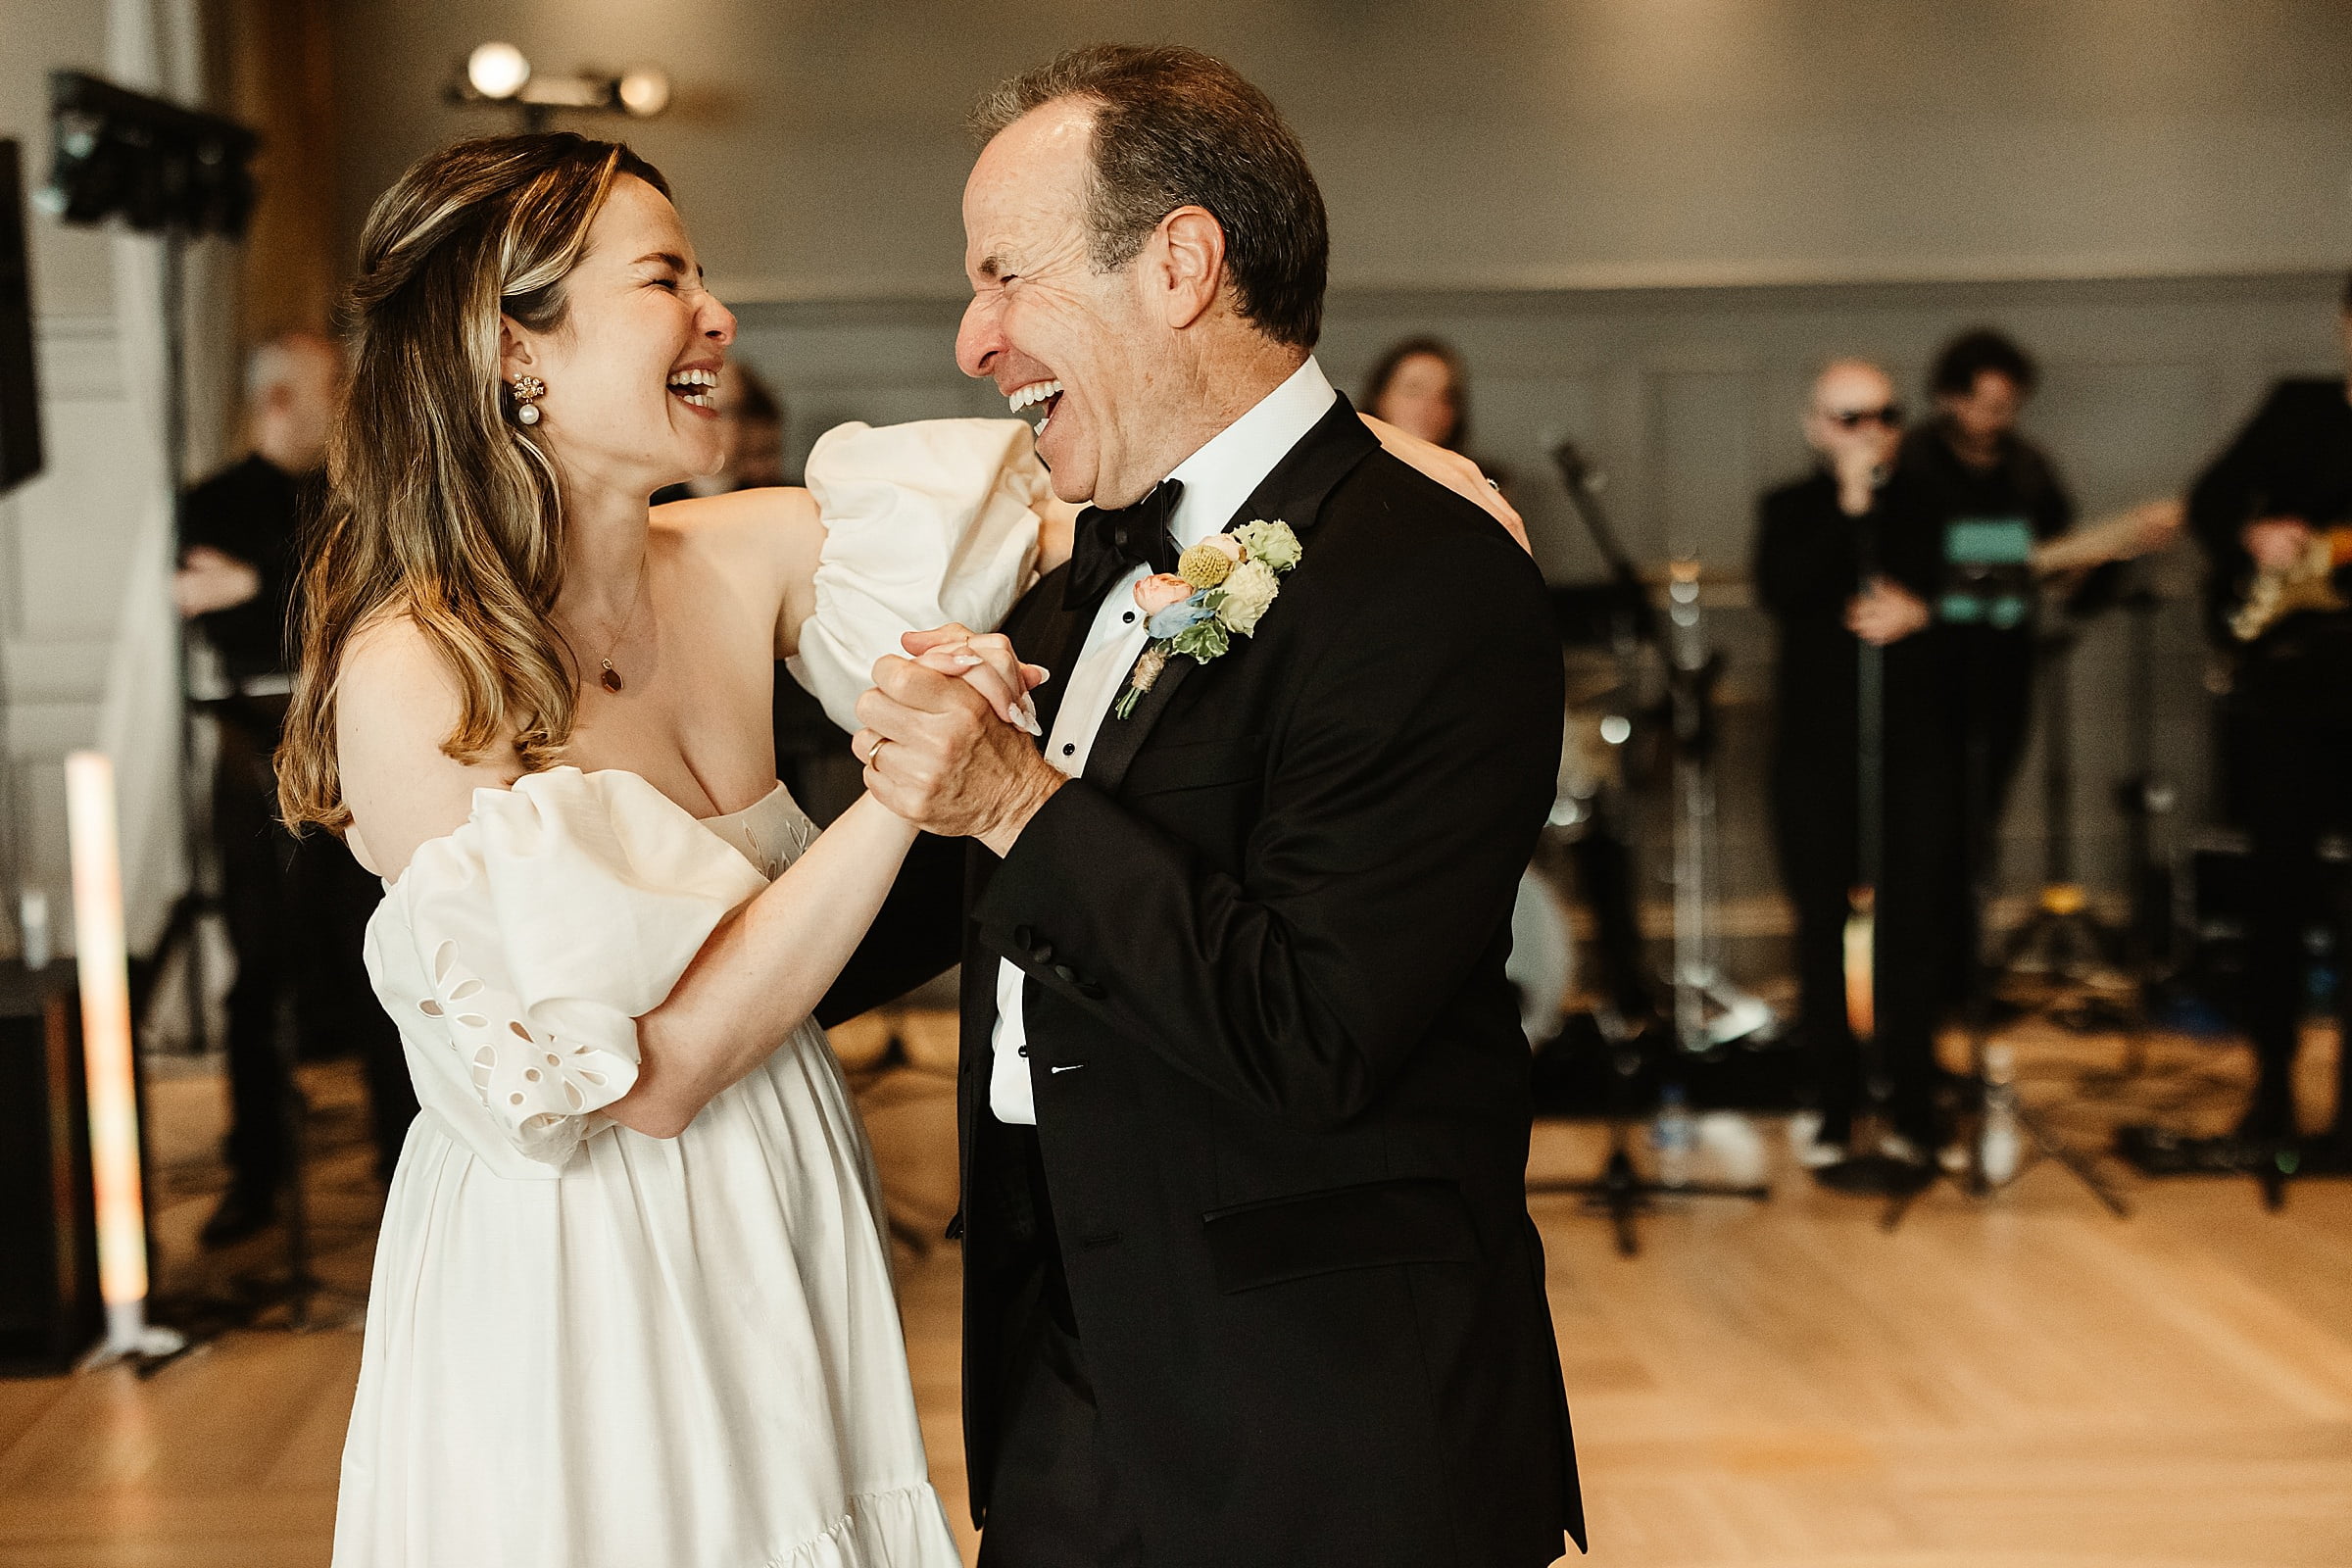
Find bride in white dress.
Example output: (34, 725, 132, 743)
(282, 131, 1514, 1568)
(275, 134, 1054, 1568)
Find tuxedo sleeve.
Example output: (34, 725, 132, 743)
(975, 529, 1563, 1129)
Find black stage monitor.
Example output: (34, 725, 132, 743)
(0, 139, 40, 496)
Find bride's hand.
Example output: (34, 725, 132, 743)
(903, 624, 1048, 736)
(1356, 413, 1529, 552)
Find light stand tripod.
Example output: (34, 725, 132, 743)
(1528, 1011, 1771, 1258)
(2081, 568, 2180, 1085)
(1885, 574, 2131, 1227)
(1998, 613, 2130, 1024)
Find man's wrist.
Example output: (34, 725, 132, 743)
(979, 760, 1067, 858)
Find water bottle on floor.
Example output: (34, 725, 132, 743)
(1981, 1043, 2023, 1186)
(1653, 1082, 1695, 1189)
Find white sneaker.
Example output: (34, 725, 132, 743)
(1797, 1137, 1848, 1170)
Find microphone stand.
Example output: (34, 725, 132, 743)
(1816, 505, 1936, 1206)
(1527, 442, 1769, 1255)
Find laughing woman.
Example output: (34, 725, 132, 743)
(279, 133, 1055, 1568)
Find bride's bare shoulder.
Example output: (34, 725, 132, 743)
(653, 485, 820, 578)
(337, 611, 519, 881)
(339, 611, 465, 740)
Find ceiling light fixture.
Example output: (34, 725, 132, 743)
(448, 44, 672, 130)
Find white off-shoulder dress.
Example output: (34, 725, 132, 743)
(332, 419, 1048, 1568)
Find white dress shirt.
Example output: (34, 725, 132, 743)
(988, 358, 1339, 1124)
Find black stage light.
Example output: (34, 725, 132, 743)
(0, 140, 42, 496)
(39, 72, 257, 241)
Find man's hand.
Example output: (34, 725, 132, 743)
(1845, 575, 1930, 646)
(172, 545, 260, 618)
(2243, 515, 2314, 572)
(853, 650, 1065, 856)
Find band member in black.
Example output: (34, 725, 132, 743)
(175, 332, 418, 1244)
(1756, 360, 1947, 1159)
(2185, 274, 2352, 1153)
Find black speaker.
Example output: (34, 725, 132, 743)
(0, 961, 101, 1375)
(0, 139, 40, 496)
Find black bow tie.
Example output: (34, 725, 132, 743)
(1065, 479, 1186, 611)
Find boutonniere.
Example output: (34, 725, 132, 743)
(1113, 518, 1303, 718)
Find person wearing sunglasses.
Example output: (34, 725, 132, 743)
(1755, 359, 1948, 1168)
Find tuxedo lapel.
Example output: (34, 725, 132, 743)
(1081, 394, 1381, 795)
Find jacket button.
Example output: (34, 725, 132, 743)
(1031, 942, 1054, 964)
(1053, 963, 1078, 984)
(1013, 924, 1039, 951)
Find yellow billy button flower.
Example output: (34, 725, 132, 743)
(1180, 536, 1243, 590)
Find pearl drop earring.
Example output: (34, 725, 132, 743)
(510, 373, 546, 426)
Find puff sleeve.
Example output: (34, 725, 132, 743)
(364, 768, 773, 1174)
(787, 416, 1050, 732)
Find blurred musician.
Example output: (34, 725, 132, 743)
(175, 332, 417, 1243)
(2185, 273, 2352, 1155)
(1903, 328, 2079, 832)
(1363, 336, 1469, 450)
(1754, 360, 1945, 1160)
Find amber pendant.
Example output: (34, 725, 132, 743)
(600, 661, 624, 694)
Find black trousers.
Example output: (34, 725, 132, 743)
(1774, 754, 1957, 1148)
(2232, 669, 2352, 1139)
(213, 703, 418, 1191)
(974, 1123, 1146, 1568)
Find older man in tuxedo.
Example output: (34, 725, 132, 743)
(831, 44, 1581, 1568)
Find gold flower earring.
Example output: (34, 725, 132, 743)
(509, 373, 547, 426)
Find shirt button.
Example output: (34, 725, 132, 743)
(1061, 743, 1076, 757)
(1017, 1046, 1030, 1058)
(1123, 612, 1136, 623)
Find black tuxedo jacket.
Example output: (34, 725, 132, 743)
(824, 396, 1582, 1565)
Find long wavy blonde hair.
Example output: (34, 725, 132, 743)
(277, 133, 668, 834)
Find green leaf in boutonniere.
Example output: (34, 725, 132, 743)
(1168, 615, 1230, 662)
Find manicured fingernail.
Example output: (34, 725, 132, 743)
(954, 654, 983, 666)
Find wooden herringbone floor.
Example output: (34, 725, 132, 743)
(3, 1013, 2348, 1567)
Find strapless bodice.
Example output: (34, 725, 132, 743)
(698, 782, 817, 881)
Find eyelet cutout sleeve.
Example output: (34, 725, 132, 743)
(788, 417, 1049, 733)
(368, 768, 773, 1169)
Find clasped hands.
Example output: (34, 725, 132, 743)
(853, 625, 1068, 857)
(1845, 575, 1930, 646)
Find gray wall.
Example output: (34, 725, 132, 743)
(328, 0, 2352, 302)
(315, 0, 2352, 941)
(721, 270, 2346, 942)
(3, 0, 127, 933)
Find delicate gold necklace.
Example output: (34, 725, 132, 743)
(569, 555, 649, 694)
